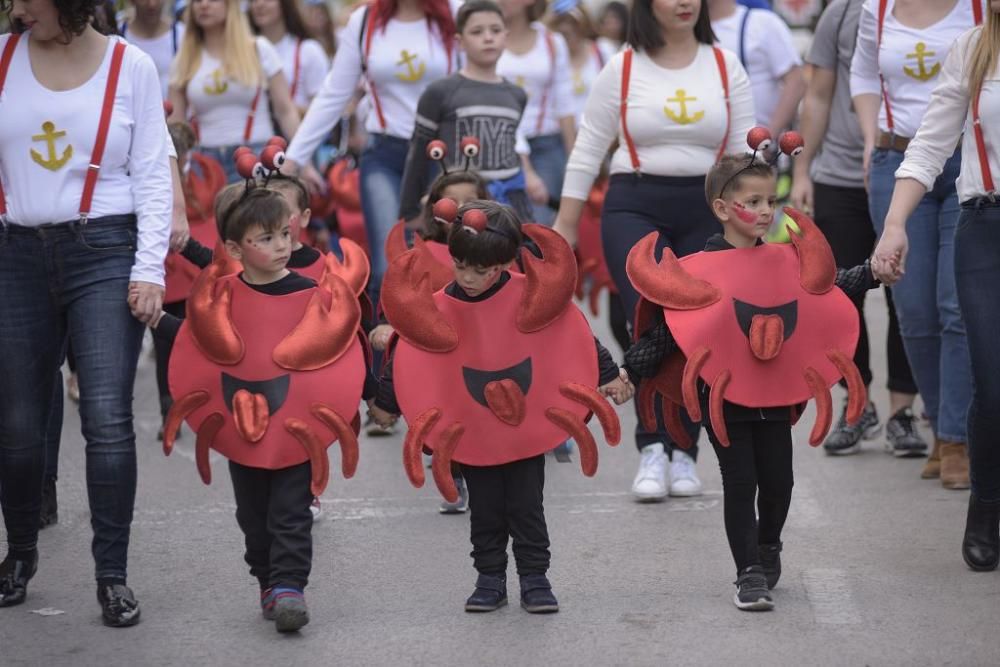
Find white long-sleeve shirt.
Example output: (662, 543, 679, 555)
(271, 34, 329, 109)
(568, 41, 616, 126)
(896, 26, 999, 202)
(562, 45, 755, 200)
(0, 34, 172, 286)
(849, 0, 981, 138)
(497, 23, 575, 138)
(286, 3, 458, 164)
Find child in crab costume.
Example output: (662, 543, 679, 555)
(623, 128, 881, 613)
(372, 199, 633, 614)
(148, 172, 374, 633)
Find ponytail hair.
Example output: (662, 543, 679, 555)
(968, 10, 1000, 99)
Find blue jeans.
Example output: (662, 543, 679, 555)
(954, 201, 1000, 501)
(197, 142, 267, 184)
(359, 134, 410, 308)
(527, 134, 568, 226)
(0, 216, 144, 580)
(868, 148, 971, 442)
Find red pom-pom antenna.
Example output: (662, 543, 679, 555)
(779, 131, 805, 157)
(266, 136, 288, 150)
(233, 146, 254, 162)
(460, 136, 481, 158)
(432, 198, 459, 225)
(260, 145, 286, 171)
(747, 126, 773, 153)
(426, 140, 447, 162)
(236, 153, 259, 180)
(462, 209, 488, 234)
(163, 100, 174, 118)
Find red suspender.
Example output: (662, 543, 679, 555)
(619, 47, 732, 174)
(80, 41, 128, 221)
(972, 89, 995, 193)
(712, 46, 731, 162)
(620, 49, 640, 173)
(973, 0, 983, 25)
(289, 38, 302, 100)
(535, 29, 558, 136)
(876, 0, 895, 134)
(363, 8, 389, 131)
(244, 86, 262, 143)
(0, 34, 22, 218)
(592, 41, 606, 69)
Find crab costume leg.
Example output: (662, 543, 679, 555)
(431, 423, 465, 503)
(637, 381, 658, 432)
(682, 346, 711, 422)
(663, 399, 693, 450)
(311, 405, 360, 478)
(708, 369, 733, 447)
(558, 382, 621, 445)
(826, 349, 867, 425)
(546, 408, 600, 476)
(403, 409, 442, 488)
(803, 367, 834, 446)
(285, 418, 331, 496)
(195, 413, 224, 485)
(162, 390, 210, 456)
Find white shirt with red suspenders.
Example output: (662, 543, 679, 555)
(120, 18, 184, 99)
(896, 25, 999, 203)
(850, 0, 983, 141)
(178, 36, 284, 147)
(0, 33, 172, 286)
(272, 33, 329, 110)
(286, 1, 460, 166)
(497, 23, 574, 139)
(568, 41, 615, 126)
(562, 44, 755, 201)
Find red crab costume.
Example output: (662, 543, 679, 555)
(575, 180, 617, 317)
(381, 215, 621, 502)
(626, 206, 867, 449)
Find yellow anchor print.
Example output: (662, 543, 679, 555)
(572, 68, 585, 96)
(30, 121, 74, 172)
(903, 42, 941, 82)
(515, 75, 527, 89)
(203, 69, 229, 95)
(395, 50, 426, 82)
(664, 89, 704, 125)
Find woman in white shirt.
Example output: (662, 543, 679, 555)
(248, 0, 330, 114)
(284, 0, 457, 309)
(120, 0, 184, 98)
(872, 6, 1000, 573)
(0, 0, 172, 624)
(498, 0, 575, 225)
(168, 0, 300, 182)
(851, 0, 980, 489)
(548, 1, 615, 127)
(554, 0, 755, 502)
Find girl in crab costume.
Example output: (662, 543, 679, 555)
(150, 176, 375, 633)
(623, 129, 881, 612)
(372, 199, 632, 613)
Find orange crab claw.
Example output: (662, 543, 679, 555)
(431, 423, 465, 503)
(682, 346, 711, 422)
(517, 225, 577, 333)
(403, 409, 442, 488)
(546, 407, 600, 477)
(311, 404, 359, 478)
(188, 258, 245, 365)
(285, 418, 331, 496)
(322, 238, 371, 298)
(559, 382, 621, 445)
(385, 222, 409, 262)
(803, 367, 833, 446)
(382, 251, 459, 353)
(232, 389, 269, 443)
(274, 272, 361, 371)
(826, 349, 867, 426)
(484, 379, 527, 426)
(708, 369, 732, 447)
(195, 412, 224, 485)
(626, 233, 721, 310)
(163, 390, 210, 456)
(663, 399, 693, 450)
(784, 207, 837, 295)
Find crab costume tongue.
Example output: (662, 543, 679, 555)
(232, 389, 270, 442)
(749, 314, 784, 361)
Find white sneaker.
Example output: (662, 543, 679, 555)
(668, 449, 703, 497)
(631, 443, 669, 502)
(310, 497, 323, 520)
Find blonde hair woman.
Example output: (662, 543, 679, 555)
(168, 0, 300, 182)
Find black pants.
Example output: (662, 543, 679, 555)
(813, 183, 918, 394)
(707, 419, 794, 574)
(153, 300, 187, 419)
(461, 455, 550, 576)
(228, 460, 313, 590)
(602, 173, 721, 457)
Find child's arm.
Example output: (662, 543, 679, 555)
(370, 352, 401, 427)
(835, 260, 880, 299)
(180, 237, 214, 269)
(398, 83, 446, 224)
(595, 337, 634, 405)
(622, 314, 678, 385)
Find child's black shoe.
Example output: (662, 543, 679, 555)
(519, 574, 559, 614)
(464, 573, 507, 612)
(733, 566, 774, 611)
(758, 542, 782, 589)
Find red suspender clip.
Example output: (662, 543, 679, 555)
(0, 33, 21, 222)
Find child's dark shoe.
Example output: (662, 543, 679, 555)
(758, 542, 782, 589)
(519, 574, 559, 614)
(271, 588, 309, 632)
(97, 583, 142, 627)
(0, 551, 38, 608)
(464, 573, 507, 612)
(260, 587, 276, 620)
(733, 566, 774, 611)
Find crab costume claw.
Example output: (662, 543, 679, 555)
(382, 252, 459, 353)
(627, 234, 721, 310)
(321, 238, 371, 299)
(285, 418, 331, 496)
(783, 207, 837, 295)
(403, 409, 442, 488)
(163, 390, 210, 456)
(517, 225, 578, 332)
(431, 423, 465, 503)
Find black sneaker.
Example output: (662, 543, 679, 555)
(0, 552, 38, 608)
(464, 573, 507, 612)
(97, 583, 141, 627)
(885, 407, 928, 458)
(823, 401, 880, 456)
(519, 574, 559, 613)
(758, 542, 782, 589)
(733, 566, 774, 611)
(39, 477, 58, 529)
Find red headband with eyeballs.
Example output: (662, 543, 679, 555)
(233, 137, 288, 182)
(433, 198, 487, 235)
(746, 127, 805, 160)
(426, 137, 481, 175)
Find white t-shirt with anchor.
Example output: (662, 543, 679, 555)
(286, 2, 459, 164)
(180, 36, 284, 147)
(562, 45, 755, 200)
(850, 0, 982, 138)
(497, 23, 574, 139)
(271, 33, 330, 109)
(0, 34, 173, 285)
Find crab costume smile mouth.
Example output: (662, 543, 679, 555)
(733, 299, 798, 361)
(220, 372, 291, 443)
(462, 358, 533, 426)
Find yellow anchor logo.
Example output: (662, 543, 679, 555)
(664, 89, 704, 125)
(203, 69, 229, 95)
(30, 121, 74, 172)
(572, 69, 585, 96)
(395, 50, 426, 82)
(515, 75, 527, 89)
(903, 42, 941, 82)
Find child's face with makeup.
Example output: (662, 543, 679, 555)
(227, 220, 293, 278)
(715, 174, 777, 245)
(452, 259, 510, 297)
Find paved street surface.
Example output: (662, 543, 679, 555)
(2, 290, 998, 666)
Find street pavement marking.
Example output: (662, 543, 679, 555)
(802, 568, 861, 625)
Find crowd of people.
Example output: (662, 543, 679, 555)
(0, 0, 998, 634)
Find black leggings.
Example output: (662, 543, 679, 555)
(813, 184, 917, 394)
(707, 419, 794, 574)
(601, 174, 722, 457)
(153, 300, 187, 418)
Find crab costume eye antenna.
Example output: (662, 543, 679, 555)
(432, 198, 459, 226)
(779, 131, 805, 157)
(460, 136, 480, 170)
(426, 140, 449, 174)
(461, 208, 488, 234)
(747, 126, 773, 155)
(163, 100, 174, 118)
(234, 147, 259, 186)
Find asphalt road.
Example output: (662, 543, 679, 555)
(2, 289, 998, 666)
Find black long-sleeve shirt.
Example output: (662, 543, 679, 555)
(375, 272, 620, 414)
